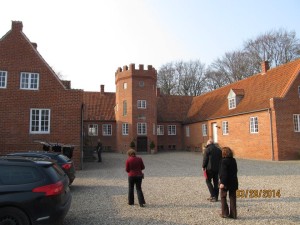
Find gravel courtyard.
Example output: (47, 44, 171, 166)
(64, 152, 300, 225)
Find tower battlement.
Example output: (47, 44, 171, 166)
(115, 63, 156, 74)
(115, 63, 157, 84)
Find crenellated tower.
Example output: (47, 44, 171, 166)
(115, 64, 157, 153)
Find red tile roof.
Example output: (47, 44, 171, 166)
(157, 95, 193, 122)
(232, 89, 245, 96)
(82, 59, 300, 124)
(185, 59, 300, 123)
(83, 92, 116, 121)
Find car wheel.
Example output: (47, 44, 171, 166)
(0, 207, 30, 225)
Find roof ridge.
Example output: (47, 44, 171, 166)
(279, 59, 300, 97)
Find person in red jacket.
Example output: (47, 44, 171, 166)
(125, 149, 146, 207)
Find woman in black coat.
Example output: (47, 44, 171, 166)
(219, 147, 238, 219)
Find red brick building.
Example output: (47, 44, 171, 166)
(84, 59, 300, 160)
(0, 21, 84, 169)
(1, 21, 300, 165)
(183, 60, 300, 160)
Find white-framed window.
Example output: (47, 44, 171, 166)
(137, 100, 147, 109)
(123, 82, 127, 89)
(153, 123, 156, 135)
(298, 86, 300, 98)
(137, 123, 147, 135)
(88, 124, 98, 136)
(0, 71, 7, 88)
(202, 124, 207, 136)
(222, 121, 229, 135)
(228, 97, 236, 109)
(30, 109, 50, 134)
(293, 114, 300, 132)
(102, 124, 112, 136)
(250, 117, 259, 133)
(122, 123, 129, 135)
(168, 125, 176, 135)
(20, 72, 39, 90)
(186, 126, 190, 137)
(157, 125, 164, 135)
(123, 100, 127, 116)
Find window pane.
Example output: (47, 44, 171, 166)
(250, 117, 258, 133)
(0, 71, 7, 88)
(123, 101, 127, 116)
(168, 125, 176, 135)
(21, 72, 39, 90)
(157, 125, 164, 135)
(103, 124, 112, 136)
(88, 124, 98, 136)
(294, 115, 300, 132)
(30, 109, 50, 133)
(202, 124, 207, 136)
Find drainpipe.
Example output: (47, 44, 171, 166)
(268, 108, 274, 161)
(80, 103, 84, 169)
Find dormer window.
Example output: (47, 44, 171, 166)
(228, 97, 236, 109)
(227, 89, 244, 110)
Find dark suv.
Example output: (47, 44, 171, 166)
(0, 156, 72, 225)
(8, 151, 76, 184)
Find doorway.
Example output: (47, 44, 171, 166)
(212, 123, 218, 143)
(137, 137, 148, 152)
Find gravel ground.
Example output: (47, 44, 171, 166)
(64, 152, 300, 225)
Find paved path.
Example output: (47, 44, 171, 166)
(64, 152, 300, 225)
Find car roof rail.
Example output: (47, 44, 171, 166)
(0, 156, 54, 164)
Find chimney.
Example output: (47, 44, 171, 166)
(261, 61, 270, 74)
(31, 42, 37, 49)
(100, 85, 105, 93)
(12, 21, 23, 32)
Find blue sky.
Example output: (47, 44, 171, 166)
(1, 0, 299, 92)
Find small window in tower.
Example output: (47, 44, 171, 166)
(139, 81, 144, 87)
(123, 82, 127, 89)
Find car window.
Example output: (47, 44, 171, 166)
(57, 154, 70, 162)
(0, 165, 42, 185)
(43, 163, 66, 183)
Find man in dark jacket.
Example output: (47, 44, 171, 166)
(202, 139, 222, 202)
(96, 139, 102, 162)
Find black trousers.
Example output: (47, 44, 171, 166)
(220, 188, 237, 218)
(97, 151, 102, 162)
(128, 176, 145, 205)
(205, 170, 219, 199)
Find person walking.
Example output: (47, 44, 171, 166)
(125, 149, 146, 207)
(202, 139, 222, 202)
(219, 147, 238, 219)
(96, 139, 102, 162)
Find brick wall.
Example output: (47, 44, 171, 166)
(184, 122, 208, 152)
(83, 122, 116, 151)
(0, 21, 83, 169)
(272, 73, 300, 160)
(115, 64, 157, 153)
(157, 122, 184, 151)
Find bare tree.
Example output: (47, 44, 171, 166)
(205, 69, 229, 91)
(157, 62, 178, 95)
(244, 29, 300, 68)
(158, 29, 299, 95)
(207, 50, 257, 87)
(157, 60, 206, 96)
